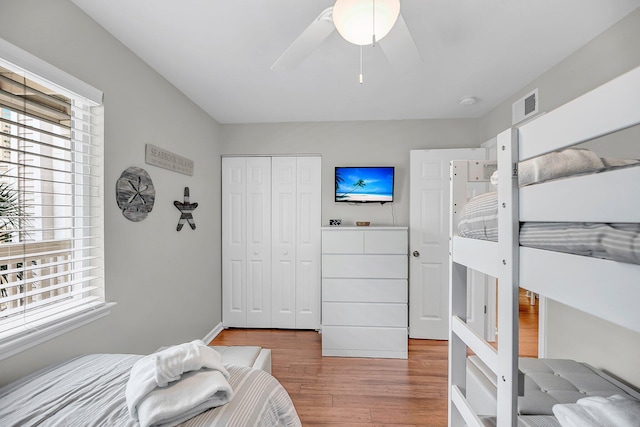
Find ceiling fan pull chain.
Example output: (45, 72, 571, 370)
(359, 45, 364, 84)
(372, 0, 376, 47)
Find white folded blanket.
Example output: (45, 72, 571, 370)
(137, 368, 232, 427)
(552, 394, 640, 427)
(489, 148, 639, 187)
(126, 340, 232, 427)
(516, 148, 604, 186)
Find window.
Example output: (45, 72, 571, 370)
(0, 39, 109, 359)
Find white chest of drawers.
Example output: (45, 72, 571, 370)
(321, 226, 408, 358)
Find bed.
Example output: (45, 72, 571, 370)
(0, 345, 301, 427)
(448, 64, 640, 427)
(456, 151, 640, 264)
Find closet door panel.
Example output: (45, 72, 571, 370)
(245, 158, 271, 326)
(295, 156, 321, 329)
(225, 259, 245, 326)
(295, 259, 316, 329)
(222, 157, 271, 328)
(272, 259, 296, 328)
(271, 157, 297, 328)
(246, 259, 268, 327)
(222, 157, 247, 327)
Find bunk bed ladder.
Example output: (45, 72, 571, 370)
(448, 160, 501, 427)
(448, 162, 474, 426)
(448, 130, 521, 427)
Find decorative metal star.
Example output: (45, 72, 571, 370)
(174, 187, 198, 231)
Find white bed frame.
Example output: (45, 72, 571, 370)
(448, 65, 640, 427)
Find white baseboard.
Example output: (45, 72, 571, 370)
(202, 322, 223, 344)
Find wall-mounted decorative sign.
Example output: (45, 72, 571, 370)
(174, 187, 198, 231)
(116, 166, 155, 222)
(145, 144, 194, 176)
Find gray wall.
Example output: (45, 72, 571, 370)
(477, 7, 640, 387)
(0, 0, 223, 385)
(220, 119, 480, 227)
(479, 7, 640, 143)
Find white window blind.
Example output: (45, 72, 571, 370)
(0, 45, 107, 353)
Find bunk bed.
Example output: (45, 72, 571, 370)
(448, 65, 640, 427)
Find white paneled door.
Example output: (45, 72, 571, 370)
(293, 157, 322, 329)
(409, 149, 486, 339)
(222, 157, 271, 328)
(271, 156, 322, 329)
(271, 157, 297, 328)
(223, 156, 321, 330)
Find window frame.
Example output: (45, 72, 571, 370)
(0, 38, 112, 361)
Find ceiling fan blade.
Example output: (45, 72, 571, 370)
(378, 13, 423, 71)
(271, 7, 335, 71)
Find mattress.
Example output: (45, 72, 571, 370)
(457, 191, 640, 264)
(466, 356, 640, 417)
(479, 415, 562, 427)
(0, 353, 301, 427)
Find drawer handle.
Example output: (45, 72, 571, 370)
(412, 250, 420, 258)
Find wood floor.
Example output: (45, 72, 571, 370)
(209, 289, 538, 426)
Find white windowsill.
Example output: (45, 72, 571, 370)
(0, 302, 116, 362)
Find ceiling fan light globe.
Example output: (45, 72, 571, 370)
(333, 0, 400, 46)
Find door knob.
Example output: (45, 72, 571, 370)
(412, 250, 420, 257)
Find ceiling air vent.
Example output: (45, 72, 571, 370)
(512, 89, 538, 125)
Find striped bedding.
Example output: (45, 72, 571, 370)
(0, 354, 301, 427)
(457, 191, 640, 264)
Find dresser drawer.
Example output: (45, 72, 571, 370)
(322, 278, 407, 303)
(364, 230, 407, 254)
(322, 302, 407, 327)
(322, 230, 363, 253)
(322, 254, 407, 278)
(321, 326, 407, 358)
(321, 228, 407, 254)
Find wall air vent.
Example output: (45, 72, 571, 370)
(512, 88, 538, 125)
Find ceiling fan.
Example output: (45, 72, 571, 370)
(271, 0, 422, 73)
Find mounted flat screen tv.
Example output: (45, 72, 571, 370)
(335, 166, 394, 203)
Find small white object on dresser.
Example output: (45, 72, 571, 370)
(321, 226, 408, 358)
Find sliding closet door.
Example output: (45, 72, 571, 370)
(222, 157, 271, 328)
(245, 158, 272, 327)
(294, 156, 322, 329)
(271, 157, 297, 328)
(271, 156, 321, 329)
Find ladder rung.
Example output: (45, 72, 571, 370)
(452, 316, 498, 374)
(452, 385, 485, 427)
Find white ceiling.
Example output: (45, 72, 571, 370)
(70, 0, 640, 124)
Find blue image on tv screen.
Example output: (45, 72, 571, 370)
(335, 166, 394, 203)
